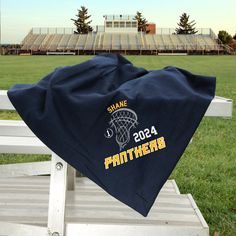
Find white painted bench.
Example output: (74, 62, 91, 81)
(0, 90, 233, 236)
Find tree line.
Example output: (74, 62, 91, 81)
(71, 6, 150, 34)
(218, 31, 236, 46)
(71, 6, 235, 46)
(71, 7, 198, 35)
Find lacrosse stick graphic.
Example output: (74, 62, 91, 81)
(109, 108, 138, 150)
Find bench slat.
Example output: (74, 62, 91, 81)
(0, 222, 46, 236)
(205, 96, 232, 117)
(0, 90, 233, 117)
(0, 176, 208, 236)
(0, 120, 34, 137)
(0, 161, 51, 177)
(0, 90, 15, 110)
(0, 136, 50, 154)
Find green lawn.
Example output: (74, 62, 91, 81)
(0, 55, 236, 235)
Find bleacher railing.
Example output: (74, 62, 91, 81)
(156, 28, 214, 35)
(32, 27, 215, 35)
(32, 28, 75, 34)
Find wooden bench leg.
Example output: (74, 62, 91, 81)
(67, 165, 76, 191)
(47, 152, 67, 236)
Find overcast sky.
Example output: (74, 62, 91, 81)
(1, 0, 236, 43)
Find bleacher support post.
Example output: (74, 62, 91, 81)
(47, 152, 68, 236)
(67, 164, 76, 191)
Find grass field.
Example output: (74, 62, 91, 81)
(0, 55, 235, 236)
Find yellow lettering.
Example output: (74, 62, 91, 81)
(127, 148, 134, 160)
(134, 145, 143, 158)
(104, 136, 167, 170)
(107, 107, 112, 113)
(120, 151, 128, 164)
(119, 101, 124, 107)
(104, 157, 112, 169)
(115, 103, 120, 109)
(157, 137, 166, 149)
(107, 100, 128, 114)
(111, 104, 116, 112)
(112, 154, 121, 167)
(149, 139, 158, 152)
(142, 142, 151, 155)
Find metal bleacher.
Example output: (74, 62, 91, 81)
(20, 27, 223, 54)
(162, 35, 173, 50)
(39, 34, 54, 51)
(66, 34, 78, 50)
(75, 34, 87, 50)
(170, 35, 184, 50)
(21, 34, 39, 50)
(30, 34, 46, 51)
(48, 34, 63, 51)
(103, 33, 112, 50)
(120, 33, 129, 50)
(84, 33, 96, 50)
(145, 35, 156, 50)
(136, 34, 143, 49)
(112, 34, 121, 50)
(57, 35, 72, 50)
(128, 34, 139, 50)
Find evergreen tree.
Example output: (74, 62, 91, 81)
(71, 6, 93, 34)
(233, 32, 236, 40)
(175, 13, 198, 34)
(134, 11, 149, 33)
(218, 30, 233, 44)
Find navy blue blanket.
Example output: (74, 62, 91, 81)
(7, 53, 215, 216)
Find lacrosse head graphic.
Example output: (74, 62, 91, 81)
(109, 108, 138, 150)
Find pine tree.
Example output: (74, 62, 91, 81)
(134, 11, 149, 33)
(233, 32, 236, 40)
(175, 13, 198, 34)
(71, 6, 93, 34)
(218, 30, 233, 45)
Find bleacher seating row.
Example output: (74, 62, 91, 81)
(21, 32, 221, 53)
